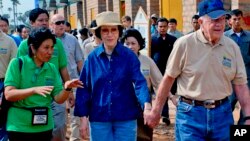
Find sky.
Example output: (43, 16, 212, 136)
(1, 0, 35, 18)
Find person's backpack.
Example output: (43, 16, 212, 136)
(0, 58, 23, 126)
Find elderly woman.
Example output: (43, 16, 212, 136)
(74, 11, 151, 141)
(4, 27, 83, 141)
(121, 28, 163, 141)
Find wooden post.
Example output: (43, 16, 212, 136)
(148, 17, 152, 57)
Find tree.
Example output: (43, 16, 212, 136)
(8, 7, 12, 17)
(0, 0, 3, 13)
(18, 10, 31, 27)
(2, 14, 10, 19)
(10, 0, 20, 27)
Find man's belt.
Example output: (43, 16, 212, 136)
(180, 96, 228, 108)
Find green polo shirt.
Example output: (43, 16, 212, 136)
(4, 56, 63, 132)
(17, 38, 67, 70)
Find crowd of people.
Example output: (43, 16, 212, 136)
(0, 0, 250, 141)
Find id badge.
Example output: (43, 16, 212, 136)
(32, 107, 48, 125)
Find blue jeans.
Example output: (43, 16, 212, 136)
(89, 120, 137, 141)
(0, 125, 8, 141)
(175, 99, 233, 141)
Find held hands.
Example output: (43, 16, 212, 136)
(144, 108, 161, 128)
(64, 79, 84, 90)
(143, 102, 161, 128)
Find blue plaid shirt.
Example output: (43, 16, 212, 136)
(74, 42, 150, 122)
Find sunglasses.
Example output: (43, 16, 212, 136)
(54, 20, 65, 25)
(101, 28, 118, 35)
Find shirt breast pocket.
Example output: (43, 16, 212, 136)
(222, 59, 235, 80)
(45, 76, 54, 86)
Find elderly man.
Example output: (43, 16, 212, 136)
(145, 0, 250, 140)
(50, 14, 83, 141)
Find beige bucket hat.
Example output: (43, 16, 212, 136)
(91, 11, 122, 30)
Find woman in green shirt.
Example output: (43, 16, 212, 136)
(4, 27, 83, 141)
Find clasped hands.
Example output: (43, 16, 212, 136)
(143, 108, 161, 128)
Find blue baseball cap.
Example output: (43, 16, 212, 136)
(198, 0, 227, 19)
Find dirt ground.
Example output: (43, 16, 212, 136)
(66, 100, 241, 141)
(152, 100, 176, 141)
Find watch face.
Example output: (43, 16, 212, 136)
(65, 88, 72, 91)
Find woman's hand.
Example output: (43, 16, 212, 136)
(32, 86, 54, 97)
(64, 79, 84, 90)
(80, 116, 89, 139)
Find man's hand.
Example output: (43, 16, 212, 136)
(169, 93, 179, 106)
(80, 117, 89, 139)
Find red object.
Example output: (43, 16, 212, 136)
(243, 16, 250, 25)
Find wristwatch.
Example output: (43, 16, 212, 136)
(64, 87, 72, 92)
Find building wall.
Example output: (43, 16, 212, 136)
(68, 2, 84, 28)
(82, 0, 87, 26)
(113, 0, 121, 19)
(46, 0, 250, 32)
(69, 3, 78, 29)
(182, 0, 199, 34)
(146, 0, 159, 19)
(161, 0, 183, 31)
(125, 0, 147, 23)
(86, 0, 106, 26)
(181, 0, 250, 33)
(85, 0, 96, 26)
(106, 0, 113, 11)
(231, 0, 250, 30)
(77, 2, 83, 28)
(98, 0, 106, 13)
(57, 7, 64, 16)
